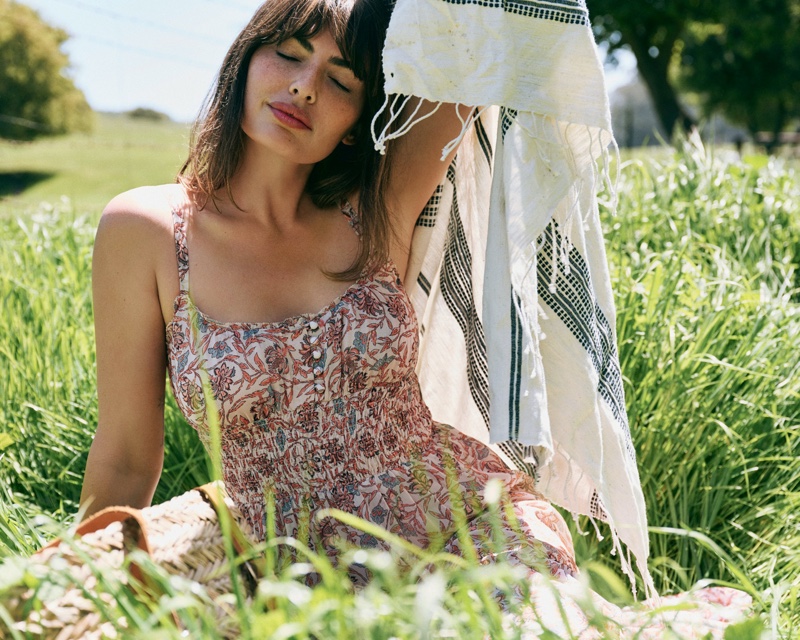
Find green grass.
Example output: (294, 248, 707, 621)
(0, 125, 798, 637)
(0, 112, 190, 217)
(570, 140, 800, 635)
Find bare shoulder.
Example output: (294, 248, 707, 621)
(94, 183, 185, 319)
(99, 183, 183, 239)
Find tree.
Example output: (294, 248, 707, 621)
(588, 0, 706, 137)
(588, 0, 800, 146)
(126, 107, 171, 122)
(679, 0, 800, 153)
(0, 0, 92, 141)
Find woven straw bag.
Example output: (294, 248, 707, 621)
(3, 482, 262, 639)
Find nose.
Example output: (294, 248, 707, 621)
(291, 85, 314, 103)
(290, 68, 318, 104)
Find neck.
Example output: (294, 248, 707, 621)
(219, 140, 316, 229)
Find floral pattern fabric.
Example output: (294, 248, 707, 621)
(165, 200, 749, 637)
(165, 202, 575, 574)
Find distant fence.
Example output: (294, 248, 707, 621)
(755, 131, 800, 153)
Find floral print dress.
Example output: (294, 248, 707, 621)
(165, 199, 750, 638)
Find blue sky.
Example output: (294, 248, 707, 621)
(27, 1, 636, 123)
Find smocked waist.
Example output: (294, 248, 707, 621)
(219, 376, 434, 495)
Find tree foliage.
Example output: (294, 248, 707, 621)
(588, 0, 704, 137)
(588, 0, 800, 144)
(0, 0, 92, 141)
(126, 107, 171, 122)
(679, 0, 800, 149)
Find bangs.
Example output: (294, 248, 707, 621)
(251, 0, 379, 87)
(340, 0, 385, 92)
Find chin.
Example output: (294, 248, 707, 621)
(245, 129, 341, 166)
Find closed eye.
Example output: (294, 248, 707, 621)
(330, 77, 351, 93)
(276, 51, 298, 62)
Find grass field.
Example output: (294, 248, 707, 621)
(0, 116, 798, 638)
(0, 112, 190, 217)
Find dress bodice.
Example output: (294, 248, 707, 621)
(165, 202, 435, 540)
(163, 198, 578, 591)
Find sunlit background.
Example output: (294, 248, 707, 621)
(22, 0, 261, 123)
(24, 0, 637, 124)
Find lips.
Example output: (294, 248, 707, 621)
(269, 102, 312, 130)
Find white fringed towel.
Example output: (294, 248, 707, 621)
(376, 0, 655, 596)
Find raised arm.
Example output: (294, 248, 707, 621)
(384, 99, 476, 275)
(79, 192, 172, 519)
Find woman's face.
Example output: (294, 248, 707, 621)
(241, 28, 366, 165)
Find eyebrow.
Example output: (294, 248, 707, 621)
(294, 36, 353, 71)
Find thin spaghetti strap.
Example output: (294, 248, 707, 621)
(170, 201, 191, 294)
(340, 200, 362, 236)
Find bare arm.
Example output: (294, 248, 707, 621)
(385, 100, 476, 274)
(80, 194, 170, 519)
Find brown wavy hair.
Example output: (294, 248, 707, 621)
(179, 0, 393, 280)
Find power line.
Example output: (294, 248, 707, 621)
(73, 32, 218, 71)
(59, 0, 233, 46)
(199, 0, 257, 13)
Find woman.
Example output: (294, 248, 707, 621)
(82, 0, 573, 576)
(80, 0, 749, 635)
